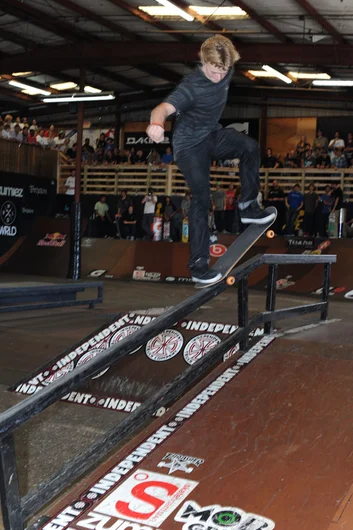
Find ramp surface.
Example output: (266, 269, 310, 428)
(34, 336, 353, 530)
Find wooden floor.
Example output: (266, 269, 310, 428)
(36, 335, 353, 530)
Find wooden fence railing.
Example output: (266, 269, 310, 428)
(0, 139, 58, 179)
(58, 164, 353, 200)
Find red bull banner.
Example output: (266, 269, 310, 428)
(37, 232, 67, 247)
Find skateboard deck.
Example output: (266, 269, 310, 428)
(195, 206, 277, 289)
(182, 218, 189, 243)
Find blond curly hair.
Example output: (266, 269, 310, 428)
(200, 35, 240, 70)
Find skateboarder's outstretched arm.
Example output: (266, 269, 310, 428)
(147, 103, 176, 144)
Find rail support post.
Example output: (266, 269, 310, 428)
(238, 278, 249, 350)
(0, 434, 23, 530)
(265, 264, 278, 334)
(321, 263, 331, 321)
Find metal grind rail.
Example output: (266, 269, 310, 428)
(0, 253, 336, 530)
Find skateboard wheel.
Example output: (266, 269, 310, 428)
(226, 276, 236, 286)
(266, 230, 275, 239)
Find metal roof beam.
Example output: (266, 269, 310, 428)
(293, 0, 348, 45)
(228, 0, 292, 43)
(1, 0, 94, 42)
(1, 1, 180, 88)
(0, 85, 35, 102)
(105, 0, 185, 41)
(92, 67, 148, 91)
(4, 42, 353, 70)
(49, 0, 135, 40)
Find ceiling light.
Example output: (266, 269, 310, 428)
(312, 80, 353, 86)
(289, 72, 331, 80)
(42, 92, 115, 103)
(189, 6, 247, 17)
(50, 81, 78, 90)
(11, 71, 33, 77)
(22, 90, 44, 96)
(139, 5, 246, 18)
(84, 86, 102, 94)
(248, 70, 276, 78)
(155, 0, 193, 21)
(262, 65, 292, 84)
(8, 80, 51, 96)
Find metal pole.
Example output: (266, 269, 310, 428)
(67, 69, 85, 280)
(114, 103, 120, 147)
(264, 264, 277, 334)
(0, 434, 23, 530)
(238, 278, 249, 350)
(321, 263, 331, 320)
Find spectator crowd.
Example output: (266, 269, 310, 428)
(0, 114, 175, 168)
(82, 179, 345, 241)
(261, 130, 353, 170)
(4, 115, 350, 239)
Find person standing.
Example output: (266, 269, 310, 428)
(303, 183, 318, 237)
(64, 170, 75, 196)
(318, 185, 334, 237)
(261, 148, 279, 169)
(122, 205, 137, 240)
(94, 195, 112, 238)
(116, 190, 132, 238)
(142, 187, 157, 240)
(267, 179, 285, 234)
(285, 183, 304, 236)
(212, 183, 225, 232)
(312, 129, 328, 157)
(146, 35, 275, 285)
(163, 196, 177, 241)
(181, 192, 192, 219)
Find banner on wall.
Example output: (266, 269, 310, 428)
(124, 131, 172, 148)
(0, 172, 56, 256)
(221, 119, 259, 140)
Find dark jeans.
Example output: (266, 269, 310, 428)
(176, 128, 260, 269)
(214, 210, 224, 232)
(319, 212, 329, 237)
(124, 223, 136, 238)
(303, 212, 315, 236)
(286, 208, 298, 235)
(142, 213, 154, 239)
(96, 217, 109, 238)
(225, 210, 235, 233)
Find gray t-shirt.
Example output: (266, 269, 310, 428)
(181, 198, 191, 217)
(212, 190, 225, 211)
(164, 66, 233, 156)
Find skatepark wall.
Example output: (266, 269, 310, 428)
(1, 214, 352, 300)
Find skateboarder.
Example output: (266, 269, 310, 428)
(146, 35, 276, 285)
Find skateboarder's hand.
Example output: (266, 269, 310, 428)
(147, 123, 165, 143)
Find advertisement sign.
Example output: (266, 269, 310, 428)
(0, 172, 56, 256)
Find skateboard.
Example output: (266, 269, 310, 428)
(163, 220, 171, 240)
(182, 218, 189, 243)
(195, 206, 277, 289)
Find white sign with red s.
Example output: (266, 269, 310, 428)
(94, 469, 198, 527)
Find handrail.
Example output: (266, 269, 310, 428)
(0, 252, 337, 436)
(0, 252, 337, 530)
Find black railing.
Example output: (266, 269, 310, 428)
(0, 281, 103, 313)
(0, 253, 336, 530)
